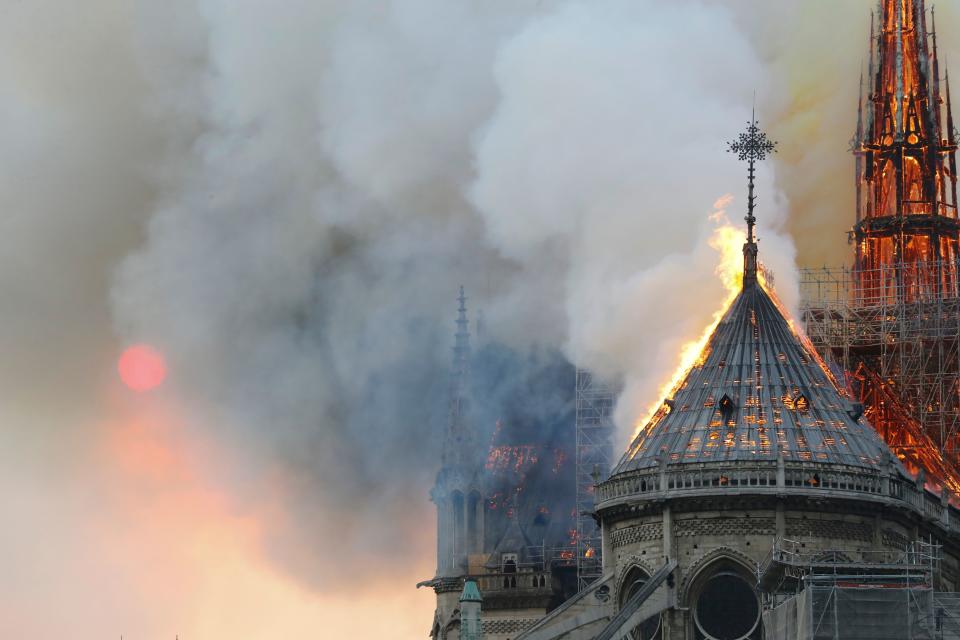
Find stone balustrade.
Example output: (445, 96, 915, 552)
(596, 460, 958, 535)
(474, 571, 552, 594)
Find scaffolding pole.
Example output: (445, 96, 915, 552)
(575, 368, 614, 591)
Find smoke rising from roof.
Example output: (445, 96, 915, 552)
(3, 1, 958, 638)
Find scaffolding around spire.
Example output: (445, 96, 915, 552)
(854, 0, 960, 296)
(801, 0, 960, 489)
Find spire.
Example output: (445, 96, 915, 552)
(460, 578, 483, 604)
(872, 3, 884, 116)
(931, 6, 939, 62)
(895, 0, 905, 139)
(443, 286, 473, 468)
(452, 285, 471, 394)
(930, 6, 943, 142)
(866, 10, 877, 137)
(856, 66, 866, 146)
(434, 288, 480, 577)
(459, 579, 484, 640)
(726, 108, 777, 288)
(948, 67, 957, 146)
(853, 0, 959, 298)
(947, 65, 959, 211)
(855, 66, 867, 225)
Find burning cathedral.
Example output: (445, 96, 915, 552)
(420, 2, 960, 638)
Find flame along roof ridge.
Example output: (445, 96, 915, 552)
(614, 281, 895, 474)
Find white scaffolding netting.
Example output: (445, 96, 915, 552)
(764, 584, 934, 640)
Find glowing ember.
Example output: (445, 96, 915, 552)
(552, 448, 567, 474)
(486, 445, 540, 475)
(118, 344, 168, 392)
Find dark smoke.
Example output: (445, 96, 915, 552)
(5, 1, 958, 637)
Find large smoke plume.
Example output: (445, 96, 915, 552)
(2, 1, 959, 638)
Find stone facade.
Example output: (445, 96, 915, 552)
(509, 273, 960, 639)
(482, 616, 541, 639)
(579, 491, 954, 638)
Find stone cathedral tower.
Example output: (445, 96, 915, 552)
(421, 289, 581, 640)
(433, 287, 485, 577)
(428, 288, 486, 636)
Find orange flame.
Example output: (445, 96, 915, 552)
(631, 196, 748, 440)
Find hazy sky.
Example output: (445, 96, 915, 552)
(1, 1, 957, 638)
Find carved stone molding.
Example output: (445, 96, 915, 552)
(610, 522, 663, 548)
(679, 546, 758, 605)
(674, 517, 775, 538)
(881, 527, 910, 550)
(615, 556, 659, 602)
(785, 517, 872, 542)
(482, 618, 539, 634)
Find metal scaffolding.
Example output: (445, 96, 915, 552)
(574, 368, 614, 591)
(758, 538, 957, 640)
(800, 261, 960, 472)
(761, 538, 944, 640)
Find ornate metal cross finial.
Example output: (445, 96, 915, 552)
(727, 110, 777, 286)
(728, 120, 777, 164)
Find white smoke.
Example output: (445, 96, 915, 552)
(4, 0, 954, 638)
(470, 0, 797, 439)
(111, 0, 800, 584)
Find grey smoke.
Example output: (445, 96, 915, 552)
(111, 0, 797, 587)
(3, 0, 957, 637)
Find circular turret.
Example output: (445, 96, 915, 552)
(592, 281, 960, 639)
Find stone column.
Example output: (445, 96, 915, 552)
(662, 504, 673, 562)
(601, 519, 614, 576)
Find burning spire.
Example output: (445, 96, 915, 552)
(854, 0, 960, 300)
(727, 109, 777, 287)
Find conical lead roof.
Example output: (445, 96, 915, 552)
(614, 281, 893, 474)
(460, 579, 483, 603)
